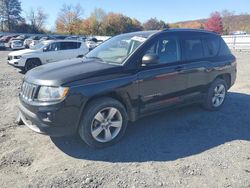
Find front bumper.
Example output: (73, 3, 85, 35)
(18, 97, 80, 137)
(8, 58, 26, 67)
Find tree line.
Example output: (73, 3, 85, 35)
(0, 0, 238, 35)
(55, 4, 170, 35)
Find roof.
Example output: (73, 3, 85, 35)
(161, 28, 219, 35)
(117, 29, 218, 39)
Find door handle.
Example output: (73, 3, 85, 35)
(175, 66, 184, 72)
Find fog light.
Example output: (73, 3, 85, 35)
(40, 112, 53, 122)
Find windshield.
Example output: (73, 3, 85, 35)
(31, 41, 47, 50)
(85, 32, 153, 65)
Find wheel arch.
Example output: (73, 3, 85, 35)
(25, 57, 42, 65)
(80, 91, 137, 124)
(215, 73, 231, 89)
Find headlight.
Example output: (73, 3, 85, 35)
(14, 56, 22, 59)
(37, 86, 69, 102)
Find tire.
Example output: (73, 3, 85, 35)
(79, 97, 128, 148)
(25, 59, 41, 72)
(203, 78, 228, 111)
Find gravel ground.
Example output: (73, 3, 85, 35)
(0, 50, 249, 188)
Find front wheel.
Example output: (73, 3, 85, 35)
(78, 97, 128, 148)
(203, 78, 227, 111)
(25, 59, 41, 72)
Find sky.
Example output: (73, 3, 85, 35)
(21, 0, 250, 30)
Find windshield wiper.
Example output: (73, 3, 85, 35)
(86, 56, 103, 61)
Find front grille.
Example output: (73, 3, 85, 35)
(20, 82, 39, 101)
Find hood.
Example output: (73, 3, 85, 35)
(9, 49, 37, 56)
(24, 58, 120, 86)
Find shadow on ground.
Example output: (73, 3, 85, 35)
(51, 92, 250, 162)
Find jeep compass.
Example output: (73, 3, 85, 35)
(17, 29, 237, 148)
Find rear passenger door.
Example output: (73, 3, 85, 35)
(60, 42, 81, 59)
(181, 36, 213, 95)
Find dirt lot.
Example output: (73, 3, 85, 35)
(0, 50, 250, 188)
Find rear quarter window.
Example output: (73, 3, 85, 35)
(219, 38, 232, 56)
(203, 36, 220, 57)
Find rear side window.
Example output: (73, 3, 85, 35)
(203, 36, 220, 57)
(182, 39, 204, 61)
(219, 39, 232, 56)
(60, 42, 81, 50)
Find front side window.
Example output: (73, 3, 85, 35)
(31, 41, 47, 50)
(143, 37, 180, 65)
(183, 38, 204, 61)
(45, 42, 60, 52)
(85, 32, 156, 65)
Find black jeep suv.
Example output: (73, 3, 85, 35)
(17, 29, 236, 148)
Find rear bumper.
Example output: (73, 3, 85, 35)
(18, 99, 78, 137)
(11, 46, 25, 50)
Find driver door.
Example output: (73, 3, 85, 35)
(42, 42, 62, 64)
(137, 35, 189, 113)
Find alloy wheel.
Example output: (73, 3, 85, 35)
(91, 107, 123, 143)
(212, 84, 226, 107)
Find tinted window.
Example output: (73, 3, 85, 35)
(204, 36, 220, 57)
(219, 39, 232, 56)
(144, 37, 180, 65)
(183, 39, 203, 60)
(61, 42, 80, 50)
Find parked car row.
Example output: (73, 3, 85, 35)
(0, 33, 105, 51)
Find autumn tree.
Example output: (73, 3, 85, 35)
(143, 18, 169, 30)
(55, 4, 84, 34)
(82, 8, 106, 35)
(26, 8, 48, 33)
(205, 12, 223, 34)
(0, 0, 23, 31)
(101, 13, 143, 36)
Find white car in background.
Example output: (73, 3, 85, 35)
(85, 40, 97, 50)
(29, 40, 40, 48)
(24, 36, 41, 48)
(8, 40, 89, 72)
(10, 40, 25, 50)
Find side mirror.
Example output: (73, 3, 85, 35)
(142, 53, 159, 66)
(43, 47, 48, 52)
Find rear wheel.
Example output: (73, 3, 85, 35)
(78, 97, 128, 148)
(25, 59, 41, 72)
(203, 78, 227, 110)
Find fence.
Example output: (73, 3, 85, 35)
(222, 35, 250, 51)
